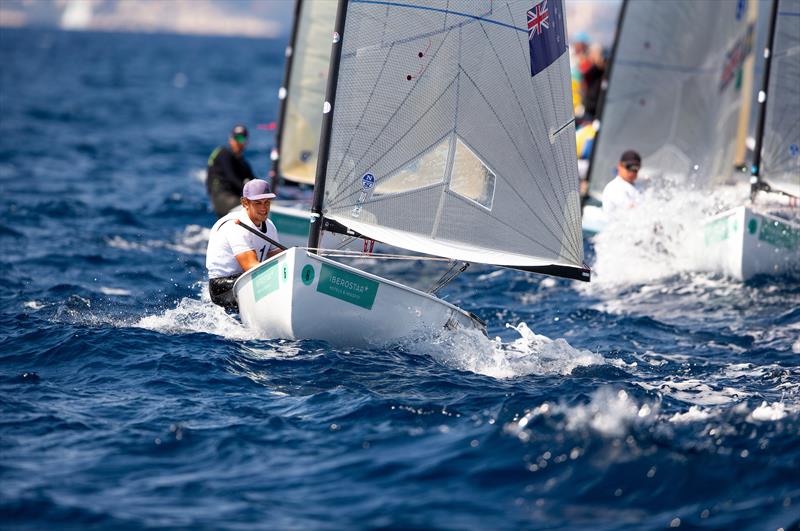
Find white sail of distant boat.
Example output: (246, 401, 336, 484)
(586, 0, 754, 197)
(273, 0, 338, 187)
(234, 0, 589, 347)
(266, 0, 338, 248)
(757, 0, 800, 198)
(60, 0, 93, 30)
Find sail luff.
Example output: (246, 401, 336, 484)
(754, 0, 800, 198)
(269, 0, 304, 193)
(308, 0, 349, 251)
(583, 0, 629, 203)
(750, 0, 779, 196)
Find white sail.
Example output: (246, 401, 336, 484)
(278, 0, 338, 185)
(319, 0, 584, 272)
(760, 0, 800, 196)
(587, 0, 755, 198)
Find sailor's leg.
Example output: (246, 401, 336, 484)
(208, 275, 240, 312)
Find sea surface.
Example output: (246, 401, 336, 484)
(1, 28, 799, 530)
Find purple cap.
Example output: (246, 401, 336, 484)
(242, 179, 276, 200)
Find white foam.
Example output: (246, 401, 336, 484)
(638, 378, 751, 406)
(134, 297, 259, 340)
(668, 405, 712, 424)
(99, 287, 131, 296)
(23, 300, 45, 310)
(106, 225, 209, 256)
(586, 183, 751, 288)
(506, 387, 657, 439)
(420, 322, 605, 379)
(748, 401, 788, 422)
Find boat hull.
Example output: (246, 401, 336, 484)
(233, 248, 485, 347)
(702, 205, 799, 280)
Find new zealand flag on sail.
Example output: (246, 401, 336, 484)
(527, 0, 566, 77)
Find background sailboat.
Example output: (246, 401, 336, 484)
(583, 0, 798, 279)
(234, 0, 589, 346)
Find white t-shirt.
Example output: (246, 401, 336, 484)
(206, 210, 280, 279)
(601, 176, 642, 218)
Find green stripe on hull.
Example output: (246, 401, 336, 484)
(758, 218, 800, 250)
(271, 211, 310, 238)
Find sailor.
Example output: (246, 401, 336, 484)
(206, 124, 258, 218)
(206, 179, 282, 310)
(602, 150, 643, 218)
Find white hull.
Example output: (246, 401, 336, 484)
(233, 247, 485, 347)
(702, 205, 799, 280)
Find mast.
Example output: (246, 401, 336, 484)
(750, 0, 780, 200)
(307, 0, 348, 252)
(582, 0, 629, 205)
(268, 0, 304, 194)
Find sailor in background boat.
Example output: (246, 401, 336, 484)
(206, 180, 281, 310)
(206, 124, 258, 218)
(601, 150, 643, 218)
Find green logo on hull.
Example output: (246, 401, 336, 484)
(252, 260, 280, 302)
(316, 264, 379, 310)
(758, 218, 800, 249)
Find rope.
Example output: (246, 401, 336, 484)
(428, 261, 470, 294)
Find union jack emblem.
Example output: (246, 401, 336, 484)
(527, 1, 550, 39)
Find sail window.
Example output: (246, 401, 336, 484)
(372, 137, 450, 195)
(449, 138, 496, 211)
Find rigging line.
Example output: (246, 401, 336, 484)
(428, 261, 470, 294)
(329, 26, 454, 198)
(501, 3, 583, 257)
(457, 66, 583, 262)
(341, 5, 488, 60)
(612, 59, 717, 75)
(352, 0, 524, 33)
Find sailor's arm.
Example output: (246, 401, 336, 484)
(235, 250, 261, 272)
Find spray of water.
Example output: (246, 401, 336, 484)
(412, 322, 605, 379)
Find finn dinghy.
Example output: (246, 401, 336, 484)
(583, 0, 798, 279)
(234, 0, 590, 347)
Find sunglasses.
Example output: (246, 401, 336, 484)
(233, 135, 248, 144)
(624, 163, 641, 171)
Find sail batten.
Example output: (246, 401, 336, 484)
(321, 0, 583, 270)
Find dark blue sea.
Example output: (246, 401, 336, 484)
(1, 28, 799, 530)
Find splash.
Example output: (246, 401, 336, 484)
(134, 296, 259, 340)
(588, 183, 753, 287)
(417, 322, 605, 379)
(506, 387, 658, 440)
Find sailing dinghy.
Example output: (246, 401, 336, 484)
(234, 0, 590, 347)
(584, 0, 799, 279)
(704, 0, 799, 280)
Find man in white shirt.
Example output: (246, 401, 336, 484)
(602, 150, 643, 218)
(206, 179, 283, 310)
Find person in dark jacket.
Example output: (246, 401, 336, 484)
(206, 124, 258, 218)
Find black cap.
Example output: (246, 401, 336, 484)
(231, 124, 249, 139)
(619, 150, 641, 164)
